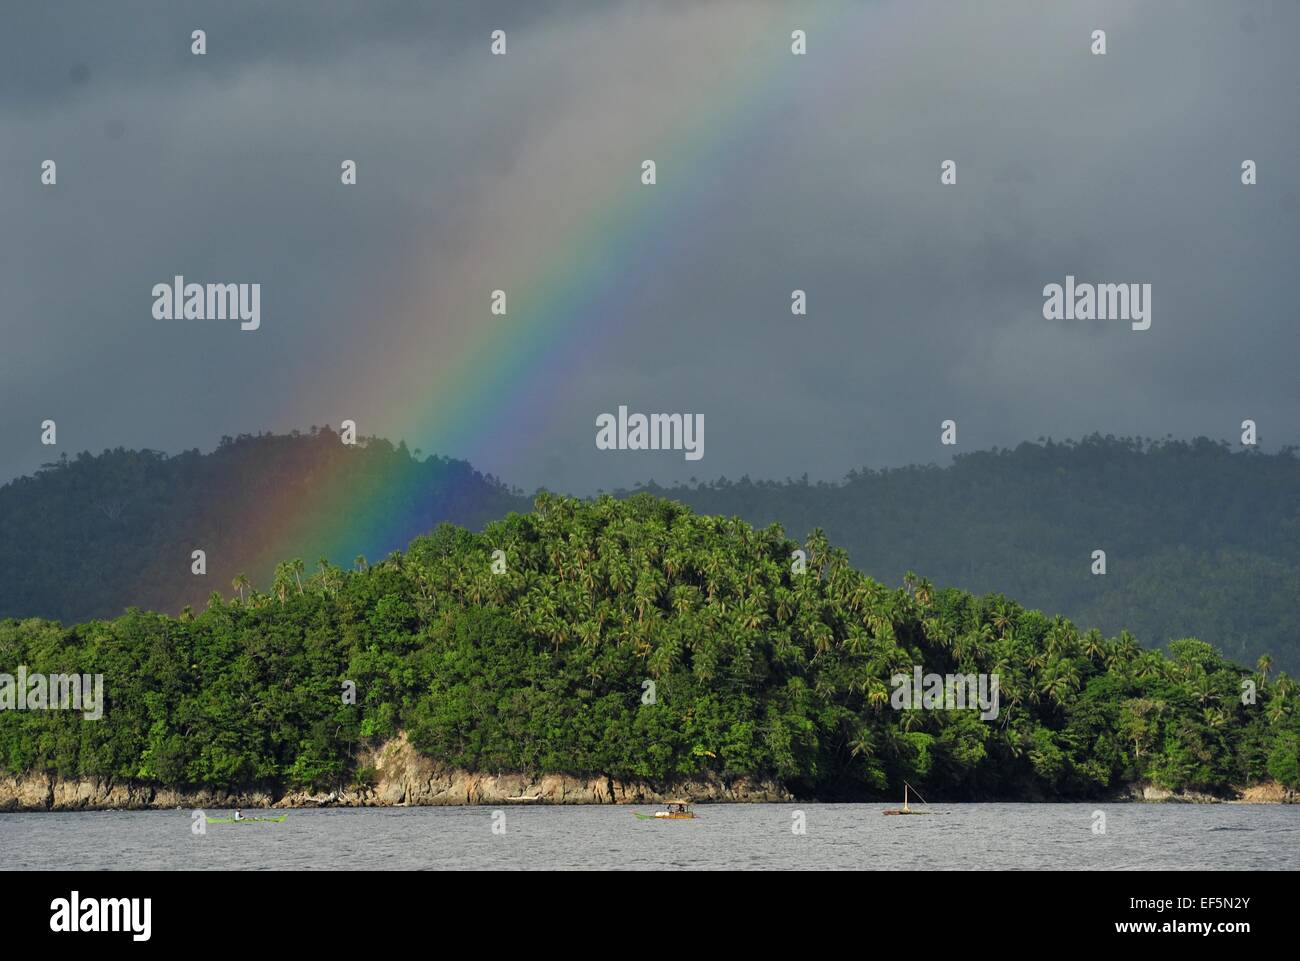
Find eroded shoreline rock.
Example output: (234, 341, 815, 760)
(1, 735, 1291, 811)
(0, 733, 791, 811)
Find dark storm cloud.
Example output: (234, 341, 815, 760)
(0, 1, 573, 109)
(2, 0, 1296, 494)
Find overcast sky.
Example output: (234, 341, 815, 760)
(3, 0, 1296, 494)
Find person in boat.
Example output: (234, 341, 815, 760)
(233, 808, 244, 821)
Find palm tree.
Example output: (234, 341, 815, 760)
(633, 573, 664, 622)
(670, 585, 698, 616)
(991, 603, 1014, 638)
(865, 610, 894, 644)
(1044, 620, 1077, 659)
(805, 529, 830, 577)
(808, 619, 835, 658)
(231, 572, 249, 604)
(1266, 685, 1291, 724)
(1042, 660, 1081, 705)
(272, 562, 293, 603)
(1256, 655, 1273, 687)
(773, 587, 795, 624)
(1203, 707, 1230, 729)
(608, 560, 633, 595)
(576, 620, 601, 650)
(1082, 630, 1106, 663)
(1116, 631, 1142, 662)
(865, 677, 891, 711)
(848, 728, 875, 759)
(648, 633, 681, 678)
(998, 675, 1026, 710)
(736, 594, 767, 632)
(1192, 672, 1220, 706)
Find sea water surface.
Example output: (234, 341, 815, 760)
(3, 804, 1297, 870)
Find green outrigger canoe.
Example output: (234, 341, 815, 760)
(205, 814, 288, 824)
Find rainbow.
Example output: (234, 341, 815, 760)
(242, 3, 917, 585)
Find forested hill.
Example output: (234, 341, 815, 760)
(627, 437, 1300, 675)
(0, 429, 527, 625)
(2, 432, 1297, 674)
(2, 494, 1296, 800)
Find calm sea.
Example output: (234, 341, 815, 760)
(3, 803, 1296, 870)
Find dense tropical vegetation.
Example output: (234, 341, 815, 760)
(2, 495, 1296, 799)
(3, 432, 1298, 675)
(633, 435, 1300, 675)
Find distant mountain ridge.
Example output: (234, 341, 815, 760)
(2, 431, 1296, 673)
(0, 429, 527, 626)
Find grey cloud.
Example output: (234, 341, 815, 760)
(2, 0, 1296, 494)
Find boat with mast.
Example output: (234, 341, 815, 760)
(882, 781, 936, 816)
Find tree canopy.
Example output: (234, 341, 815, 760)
(4, 432, 1297, 675)
(2, 494, 1295, 799)
(631, 435, 1300, 674)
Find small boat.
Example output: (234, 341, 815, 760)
(634, 800, 697, 820)
(882, 782, 936, 816)
(505, 794, 543, 802)
(205, 814, 288, 824)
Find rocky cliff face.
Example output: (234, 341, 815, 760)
(1114, 781, 1298, 804)
(0, 733, 792, 812)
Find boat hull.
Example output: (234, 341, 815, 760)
(633, 812, 698, 820)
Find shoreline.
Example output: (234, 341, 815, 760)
(7, 795, 1289, 811)
(4, 734, 1293, 813)
(4, 776, 1293, 813)
(2, 732, 794, 812)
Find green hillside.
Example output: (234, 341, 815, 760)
(3, 432, 1297, 675)
(2, 495, 1295, 800)
(636, 436, 1300, 674)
